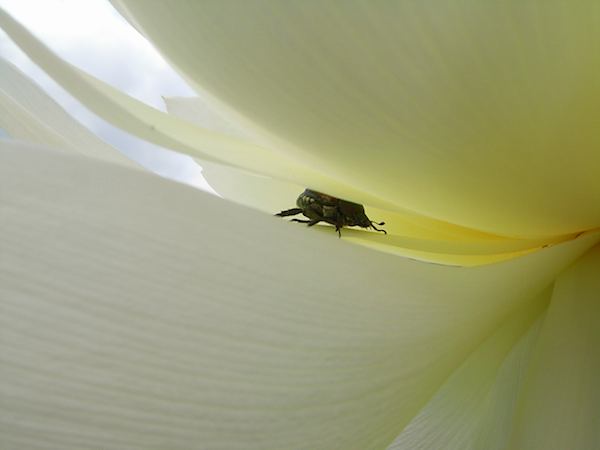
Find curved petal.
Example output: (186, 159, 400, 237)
(111, 1, 600, 237)
(167, 96, 576, 265)
(4, 5, 593, 245)
(162, 95, 255, 142)
(195, 160, 574, 267)
(0, 57, 136, 167)
(388, 290, 547, 449)
(1, 140, 598, 449)
(0, 8, 572, 264)
(509, 245, 600, 449)
(0, 7, 407, 215)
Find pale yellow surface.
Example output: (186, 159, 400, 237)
(0, 11, 557, 263)
(1, 2, 600, 448)
(0, 7, 404, 215)
(2, 5, 593, 260)
(166, 96, 577, 264)
(387, 247, 600, 449)
(509, 246, 600, 449)
(1, 141, 598, 449)
(111, 1, 600, 237)
(388, 292, 547, 449)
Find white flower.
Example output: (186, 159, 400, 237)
(1, 3, 599, 449)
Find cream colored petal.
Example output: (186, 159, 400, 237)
(3, 5, 592, 246)
(388, 290, 547, 449)
(0, 57, 135, 167)
(1, 140, 598, 449)
(0, 6, 566, 265)
(163, 95, 526, 240)
(162, 95, 255, 142)
(196, 159, 573, 267)
(509, 245, 600, 450)
(111, 1, 600, 237)
(167, 96, 575, 265)
(0, 50, 581, 267)
(0, 7, 406, 214)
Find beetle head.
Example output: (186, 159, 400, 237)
(345, 212, 387, 234)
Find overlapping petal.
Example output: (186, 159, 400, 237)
(165, 96, 575, 265)
(388, 291, 547, 449)
(0, 57, 135, 167)
(1, 140, 598, 449)
(2, 5, 561, 264)
(0, 6, 398, 215)
(388, 247, 600, 450)
(111, 1, 600, 237)
(1, 2, 599, 449)
(508, 246, 600, 449)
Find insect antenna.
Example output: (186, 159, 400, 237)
(370, 221, 387, 234)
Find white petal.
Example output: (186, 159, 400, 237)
(110, 1, 600, 236)
(508, 245, 600, 449)
(1, 140, 598, 449)
(0, 7, 403, 214)
(388, 289, 547, 449)
(162, 95, 255, 142)
(0, 57, 135, 167)
(0, 8, 572, 264)
(167, 96, 576, 265)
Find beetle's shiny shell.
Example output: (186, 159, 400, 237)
(296, 189, 371, 227)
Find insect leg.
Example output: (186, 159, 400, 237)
(334, 216, 344, 238)
(291, 218, 323, 227)
(275, 208, 303, 217)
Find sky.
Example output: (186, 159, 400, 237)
(0, 0, 216, 193)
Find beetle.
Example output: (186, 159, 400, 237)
(275, 188, 386, 237)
